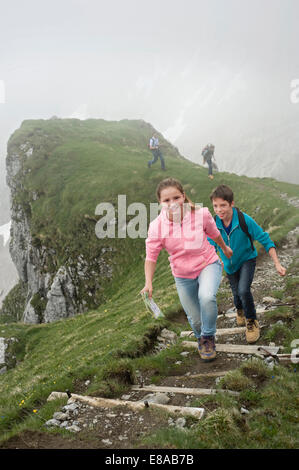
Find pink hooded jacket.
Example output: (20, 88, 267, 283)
(145, 207, 220, 279)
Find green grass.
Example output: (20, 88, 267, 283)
(1, 118, 299, 447)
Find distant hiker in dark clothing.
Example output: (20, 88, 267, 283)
(202, 144, 215, 179)
(148, 134, 166, 170)
(208, 184, 286, 344)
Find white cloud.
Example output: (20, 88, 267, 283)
(0, 221, 11, 246)
(0, 80, 5, 104)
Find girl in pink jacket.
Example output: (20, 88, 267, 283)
(141, 178, 232, 362)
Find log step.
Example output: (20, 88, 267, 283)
(180, 370, 232, 379)
(181, 341, 280, 356)
(47, 392, 205, 419)
(180, 327, 246, 338)
(217, 307, 272, 319)
(131, 384, 239, 396)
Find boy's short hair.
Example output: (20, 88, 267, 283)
(210, 185, 234, 203)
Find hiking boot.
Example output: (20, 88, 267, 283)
(245, 319, 260, 343)
(198, 336, 216, 362)
(236, 309, 245, 326)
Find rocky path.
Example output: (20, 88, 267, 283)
(2, 223, 298, 449)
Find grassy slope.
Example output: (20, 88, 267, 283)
(0, 118, 298, 447)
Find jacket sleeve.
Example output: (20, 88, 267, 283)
(145, 221, 163, 262)
(245, 213, 276, 252)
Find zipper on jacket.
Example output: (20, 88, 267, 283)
(226, 225, 238, 266)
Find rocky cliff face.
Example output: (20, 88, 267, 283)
(6, 130, 113, 324)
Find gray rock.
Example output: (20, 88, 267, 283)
(45, 419, 61, 427)
(159, 329, 177, 342)
(262, 296, 277, 304)
(44, 266, 76, 323)
(65, 424, 81, 432)
(60, 421, 69, 428)
(141, 392, 170, 405)
(102, 439, 113, 445)
(0, 337, 17, 373)
(176, 417, 186, 428)
(63, 403, 79, 412)
(240, 407, 250, 414)
(53, 412, 69, 421)
(121, 394, 131, 400)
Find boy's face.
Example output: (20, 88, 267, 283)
(212, 197, 234, 220)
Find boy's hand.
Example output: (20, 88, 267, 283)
(275, 263, 286, 276)
(223, 246, 233, 259)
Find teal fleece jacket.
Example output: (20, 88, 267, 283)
(207, 208, 275, 274)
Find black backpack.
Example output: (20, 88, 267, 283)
(214, 207, 254, 251)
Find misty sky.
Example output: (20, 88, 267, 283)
(1, 0, 299, 178)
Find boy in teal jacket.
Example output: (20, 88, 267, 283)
(208, 185, 286, 343)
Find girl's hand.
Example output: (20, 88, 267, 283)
(223, 246, 233, 259)
(140, 283, 153, 299)
(275, 263, 286, 276)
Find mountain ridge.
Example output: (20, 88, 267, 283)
(1, 118, 299, 325)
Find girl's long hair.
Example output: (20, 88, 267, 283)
(156, 178, 196, 211)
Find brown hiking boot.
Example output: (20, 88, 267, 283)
(245, 319, 260, 343)
(236, 309, 245, 326)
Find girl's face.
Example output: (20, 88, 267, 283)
(159, 186, 185, 220)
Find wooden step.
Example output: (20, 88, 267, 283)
(179, 370, 232, 379)
(217, 307, 272, 319)
(181, 341, 280, 356)
(131, 384, 239, 396)
(180, 327, 246, 338)
(47, 391, 205, 419)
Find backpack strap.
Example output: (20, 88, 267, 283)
(235, 207, 255, 251)
(214, 209, 255, 251)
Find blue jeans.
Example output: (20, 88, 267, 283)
(148, 149, 165, 170)
(206, 157, 213, 175)
(226, 258, 257, 320)
(175, 260, 222, 339)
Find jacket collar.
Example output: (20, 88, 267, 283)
(215, 207, 239, 231)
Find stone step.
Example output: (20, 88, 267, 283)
(131, 384, 239, 396)
(181, 341, 280, 356)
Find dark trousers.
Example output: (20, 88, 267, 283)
(226, 258, 257, 320)
(148, 149, 165, 170)
(206, 157, 213, 175)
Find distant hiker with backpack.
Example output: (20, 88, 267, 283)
(148, 133, 166, 171)
(208, 184, 286, 344)
(140, 178, 233, 362)
(202, 144, 215, 179)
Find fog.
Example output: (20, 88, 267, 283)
(1, 0, 299, 190)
